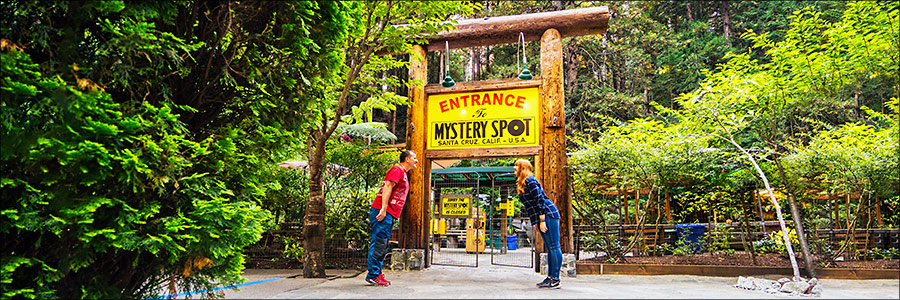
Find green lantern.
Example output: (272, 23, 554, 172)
(441, 41, 455, 87)
(518, 66, 533, 80)
(517, 32, 532, 80)
(441, 72, 456, 87)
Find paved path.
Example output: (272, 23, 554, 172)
(217, 265, 898, 299)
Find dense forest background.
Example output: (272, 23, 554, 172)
(376, 1, 885, 143)
(2, 1, 896, 298)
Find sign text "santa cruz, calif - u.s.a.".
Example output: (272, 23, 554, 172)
(427, 87, 540, 150)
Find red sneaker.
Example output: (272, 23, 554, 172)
(377, 274, 391, 286)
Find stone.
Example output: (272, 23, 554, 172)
(390, 249, 407, 271)
(751, 278, 778, 291)
(735, 276, 751, 289)
(780, 281, 810, 294)
(406, 249, 424, 271)
(808, 278, 818, 287)
(810, 284, 823, 296)
(778, 278, 792, 285)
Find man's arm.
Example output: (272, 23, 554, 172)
(376, 180, 395, 221)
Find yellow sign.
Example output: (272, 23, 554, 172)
(498, 201, 515, 217)
(441, 195, 471, 216)
(427, 87, 541, 149)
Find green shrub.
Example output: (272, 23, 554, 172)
(705, 224, 735, 255)
(1, 46, 267, 299)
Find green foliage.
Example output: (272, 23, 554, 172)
(1, 0, 355, 297)
(0, 47, 268, 298)
(580, 232, 626, 262)
(705, 224, 735, 255)
(323, 139, 397, 248)
(262, 166, 309, 224)
(785, 98, 899, 203)
(860, 248, 900, 261)
(656, 238, 696, 256)
(754, 229, 800, 256)
(279, 236, 305, 264)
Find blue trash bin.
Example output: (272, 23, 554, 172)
(507, 235, 518, 250)
(675, 224, 706, 254)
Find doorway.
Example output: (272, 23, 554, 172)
(429, 162, 534, 268)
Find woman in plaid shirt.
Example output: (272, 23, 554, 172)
(514, 159, 562, 289)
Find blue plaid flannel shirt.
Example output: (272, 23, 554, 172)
(518, 176, 561, 225)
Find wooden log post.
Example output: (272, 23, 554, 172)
(538, 27, 572, 255)
(402, 45, 428, 253)
(623, 188, 629, 225)
(635, 190, 640, 225)
(665, 186, 672, 223)
(875, 194, 882, 226)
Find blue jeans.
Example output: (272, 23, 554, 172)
(539, 218, 563, 280)
(367, 207, 393, 279)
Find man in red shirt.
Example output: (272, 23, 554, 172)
(365, 150, 417, 286)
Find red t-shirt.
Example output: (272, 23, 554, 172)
(371, 165, 409, 219)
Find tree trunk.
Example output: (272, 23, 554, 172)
(720, 1, 732, 45)
(714, 122, 802, 280)
(741, 190, 757, 265)
(786, 192, 817, 277)
(686, 1, 694, 22)
(775, 159, 817, 277)
(743, 152, 801, 280)
(302, 133, 328, 278)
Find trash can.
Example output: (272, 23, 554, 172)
(507, 235, 518, 250)
(675, 224, 706, 254)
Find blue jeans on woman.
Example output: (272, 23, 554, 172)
(539, 217, 563, 279)
(366, 207, 393, 280)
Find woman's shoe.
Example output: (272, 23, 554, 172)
(547, 277, 560, 289)
(536, 277, 551, 288)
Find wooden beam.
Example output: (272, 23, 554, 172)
(538, 28, 572, 253)
(425, 146, 542, 159)
(424, 77, 541, 95)
(425, 6, 609, 52)
(401, 45, 427, 250)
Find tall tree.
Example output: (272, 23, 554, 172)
(300, 0, 475, 278)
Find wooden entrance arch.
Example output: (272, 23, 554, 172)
(398, 6, 610, 269)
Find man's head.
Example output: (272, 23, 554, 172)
(399, 150, 418, 171)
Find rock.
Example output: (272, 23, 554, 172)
(406, 249, 424, 271)
(778, 278, 792, 285)
(390, 249, 407, 271)
(780, 281, 810, 294)
(753, 278, 779, 290)
(735, 276, 749, 289)
(808, 278, 818, 287)
(810, 284, 823, 296)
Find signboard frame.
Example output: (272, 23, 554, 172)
(438, 194, 472, 218)
(425, 86, 541, 150)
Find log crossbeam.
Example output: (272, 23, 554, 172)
(427, 6, 609, 52)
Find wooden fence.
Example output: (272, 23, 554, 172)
(572, 222, 900, 259)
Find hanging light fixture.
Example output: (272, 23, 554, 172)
(517, 32, 532, 80)
(441, 41, 456, 87)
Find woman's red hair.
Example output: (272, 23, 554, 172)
(515, 159, 534, 194)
